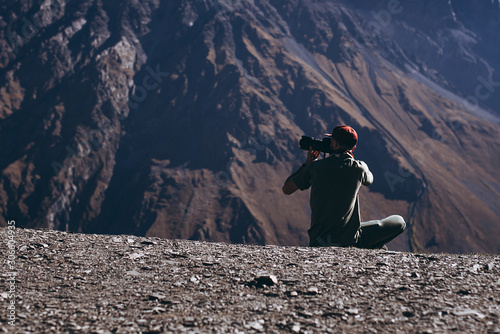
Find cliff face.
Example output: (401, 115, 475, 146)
(0, 0, 499, 253)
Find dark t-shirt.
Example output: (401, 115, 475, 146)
(292, 152, 373, 247)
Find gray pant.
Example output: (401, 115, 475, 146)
(356, 215, 406, 249)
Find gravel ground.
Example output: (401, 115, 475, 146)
(1, 227, 499, 333)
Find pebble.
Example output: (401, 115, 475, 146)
(249, 274, 279, 287)
(306, 286, 319, 295)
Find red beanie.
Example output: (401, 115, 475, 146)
(331, 125, 358, 149)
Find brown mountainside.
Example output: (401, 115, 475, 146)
(0, 0, 499, 253)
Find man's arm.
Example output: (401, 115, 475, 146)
(361, 162, 374, 186)
(282, 147, 319, 195)
(282, 173, 300, 195)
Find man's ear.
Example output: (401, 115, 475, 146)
(331, 139, 337, 150)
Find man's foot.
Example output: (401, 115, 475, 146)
(380, 245, 388, 250)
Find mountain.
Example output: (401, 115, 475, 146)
(1, 0, 499, 253)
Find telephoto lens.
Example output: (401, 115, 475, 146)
(299, 135, 333, 154)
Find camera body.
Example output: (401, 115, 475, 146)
(299, 135, 333, 154)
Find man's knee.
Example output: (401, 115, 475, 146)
(381, 215, 406, 232)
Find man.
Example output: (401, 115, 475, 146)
(282, 125, 406, 249)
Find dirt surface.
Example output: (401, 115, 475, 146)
(1, 227, 499, 333)
(2, 0, 500, 254)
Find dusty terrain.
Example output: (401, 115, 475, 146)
(1, 227, 499, 333)
(1, 0, 500, 254)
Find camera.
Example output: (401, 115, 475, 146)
(299, 135, 333, 154)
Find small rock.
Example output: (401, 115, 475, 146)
(346, 308, 359, 315)
(247, 320, 264, 331)
(202, 262, 215, 266)
(152, 307, 166, 314)
(298, 310, 313, 318)
(402, 310, 415, 317)
(129, 252, 145, 260)
(452, 308, 486, 319)
(248, 275, 278, 287)
(126, 270, 141, 276)
(183, 317, 197, 327)
(148, 293, 167, 301)
(471, 264, 482, 273)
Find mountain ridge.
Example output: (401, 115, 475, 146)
(0, 0, 499, 253)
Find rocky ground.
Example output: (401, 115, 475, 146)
(1, 227, 499, 333)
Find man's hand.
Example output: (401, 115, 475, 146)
(282, 147, 320, 195)
(305, 147, 320, 165)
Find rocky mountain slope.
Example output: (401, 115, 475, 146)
(0, 0, 499, 253)
(1, 227, 499, 333)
